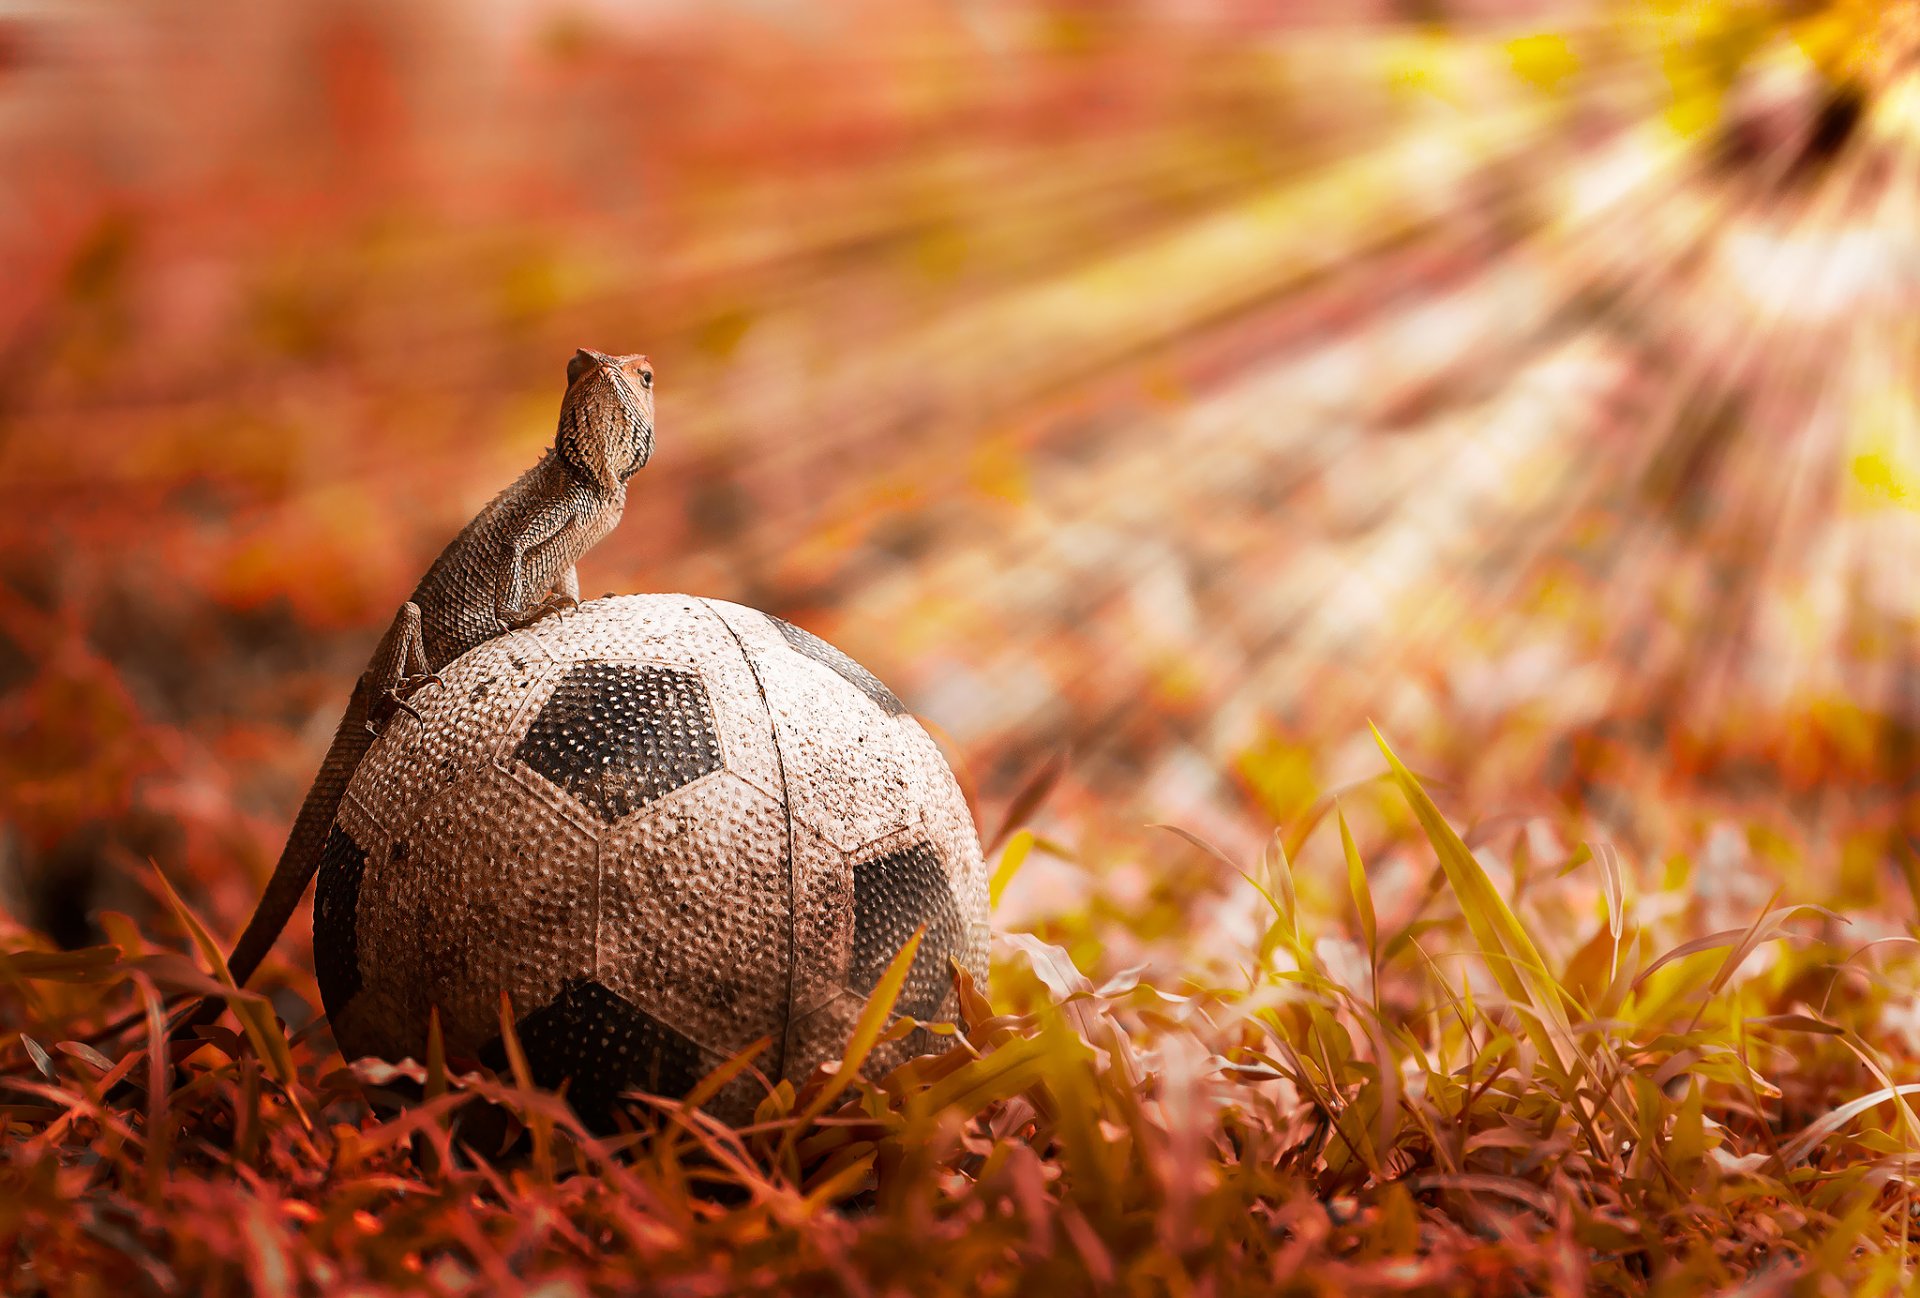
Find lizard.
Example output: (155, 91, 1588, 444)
(176, 347, 657, 1037)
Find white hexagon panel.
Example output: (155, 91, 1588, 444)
(321, 594, 990, 1127)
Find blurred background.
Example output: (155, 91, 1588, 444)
(1, 0, 1914, 977)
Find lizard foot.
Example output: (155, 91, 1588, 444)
(366, 691, 427, 739)
(395, 671, 447, 701)
(365, 670, 448, 737)
(502, 593, 579, 631)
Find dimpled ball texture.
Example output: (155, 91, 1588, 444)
(314, 594, 991, 1127)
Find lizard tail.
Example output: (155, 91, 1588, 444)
(177, 681, 378, 1035)
(175, 602, 424, 1036)
(177, 602, 424, 1040)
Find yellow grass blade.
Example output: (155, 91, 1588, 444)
(1780, 1082, 1920, 1168)
(1339, 808, 1378, 964)
(493, 990, 533, 1091)
(495, 991, 555, 1181)
(990, 830, 1035, 909)
(1149, 823, 1242, 873)
(149, 862, 303, 1107)
(1372, 726, 1572, 1079)
(1261, 829, 1299, 950)
(1589, 841, 1625, 983)
(682, 1037, 771, 1113)
(917, 1032, 1054, 1114)
(794, 926, 923, 1130)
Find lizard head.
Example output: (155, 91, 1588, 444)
(557, 348, 655, 491)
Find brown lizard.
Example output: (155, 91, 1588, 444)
(182, 347, 656, 1033)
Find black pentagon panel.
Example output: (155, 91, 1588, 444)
(480, 979, 706, 1131)
(312, 825, 369, 1015)
(849, 842, 965, 1021)
(768, 615, 908, 716)
(513, 662, 722, 823)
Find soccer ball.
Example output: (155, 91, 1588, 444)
(313, 594, 991, 1126)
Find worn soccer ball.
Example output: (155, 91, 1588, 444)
(313, 594, 990, 1126)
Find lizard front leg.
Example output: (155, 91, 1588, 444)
(495, 505, 577, 630)
(510, 557, 582, 629)
(517, 560, 582, 625)
(499, 518, 584, 629)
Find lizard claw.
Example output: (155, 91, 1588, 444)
(502, 594, 578, 630)
(396, 671, 446, 700)
(367, 692, 427, 738)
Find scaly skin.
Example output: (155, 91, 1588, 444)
(194, 348, 656, 1030)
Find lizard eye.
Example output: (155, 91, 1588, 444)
(639, 371, 653, 389)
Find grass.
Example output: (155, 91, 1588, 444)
(2, 2, 1913, 1292)
(6, 729, 1920, 1295)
